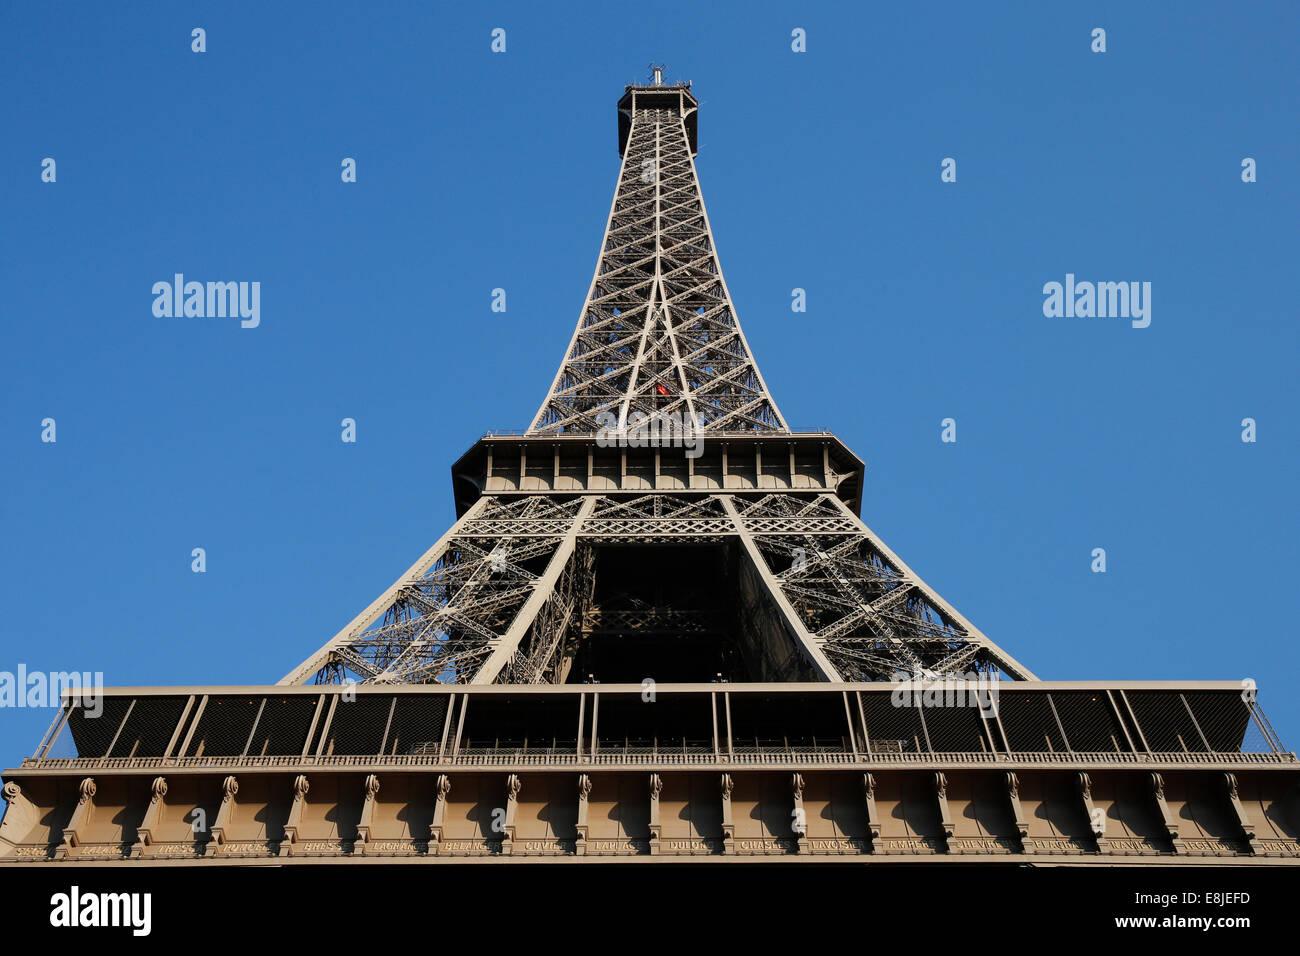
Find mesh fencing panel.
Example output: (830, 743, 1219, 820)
(383, 696, 449, 756)
(247, 696, 321, 757)
(188, 697, 262, 757)
(1050, 691, 1128, 752)
(1239, 713, 1275, 754)
(110, 696, 190, 757)
(322, 695, 392, 756)
(1182, 691, 1255, 753)
(68, 697, 133, 758)
(1126, 691, 1204, 752)
(920, 705, 989, 752)
(997, 693, 1067, 753)
(860, 694, 926, 754)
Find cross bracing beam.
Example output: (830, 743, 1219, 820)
(284, 490, 1034, 686)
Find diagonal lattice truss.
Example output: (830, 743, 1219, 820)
(529, 106, 787, 436)
(282, 492, 1034, 686)
(731, 494, 1033, 681)
(281, 496, 594, 686)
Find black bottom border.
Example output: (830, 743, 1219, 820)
(3, 862, 1297, 941)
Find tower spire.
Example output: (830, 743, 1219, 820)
(529, 81, 788, 435)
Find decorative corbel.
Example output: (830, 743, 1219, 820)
(720, 774, 735, 854)
(1078, 772, 1108, 852)
(57, 777, 96, 859)
(1223, 772, 1255, 852)
(0, 781, 39, 857)
(501, 774, 522, 854)
(863, 773, 881, 844)
(1005, 772, 1029, 844)
(204, 775, 238, 856)
(791, 772, 809, 853)
(131, 776, 168, 858)
(648, 774, 663, 855)
(355, 774, 380, 854)
(1150, 772, 1183, 852)
(934, 772, 954, 839)
(280, 774, 310, 856)
(430, 775, 451, 855)
(575, 774, 592, 855)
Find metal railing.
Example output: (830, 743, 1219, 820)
(21, 748, 1295, 772)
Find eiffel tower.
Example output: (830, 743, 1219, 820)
(2, 74, 1296, 866)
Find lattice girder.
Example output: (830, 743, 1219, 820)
(284, 490, 1034, 687)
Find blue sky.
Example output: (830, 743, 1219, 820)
(1, 1, 1296, 766)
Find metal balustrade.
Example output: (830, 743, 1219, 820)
(21, 747, 1295, 772)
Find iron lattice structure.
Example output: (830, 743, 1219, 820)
(529, 98, 785, 434)
(282, 80, 1035, 689)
